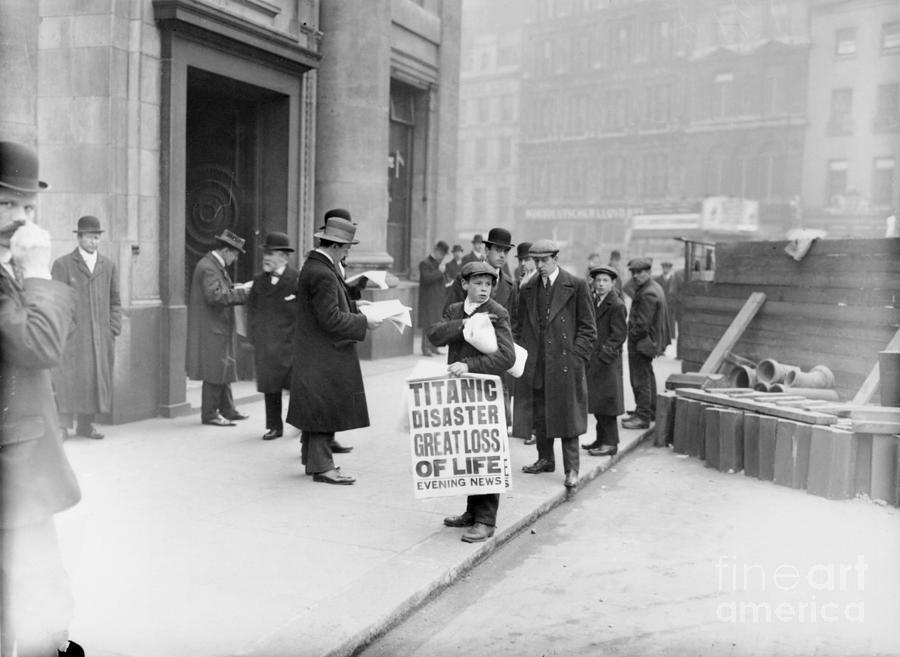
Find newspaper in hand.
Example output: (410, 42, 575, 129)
(358, 299, 413, 333)
(345, 270, 389, 290)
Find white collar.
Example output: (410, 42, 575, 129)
(272, 264, 286, 277)
(315, 247, 334, 264)
(463, 299, 483, 316)
(542, 267, 560, 286)
(78, 246, 97, 264)
(211, 250, 226, 267)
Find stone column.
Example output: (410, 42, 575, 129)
(0, 0, 39, 143)
(315, 0, 393, 269)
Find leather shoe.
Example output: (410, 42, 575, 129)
(522, 458, 555, 474)
(59, 640, 85, 657)
(461, 522, 495, 543)
(524, 436, 537, 445)
(564, 470, 579, 488)
(313, 470, 356, 485)
(443, 511, 475, 527)
(76, 426, 104, 439)
(622, 416, 650, 429)
(581, 440, 602, 451)
(203, 416, 236, 427)
(223, 411, 249, 421)
(330, 440, 353, 454)
(262, 428, 283, 441)
(588, 445, 618, 457)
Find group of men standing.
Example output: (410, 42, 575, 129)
(418, 228, 671, 541)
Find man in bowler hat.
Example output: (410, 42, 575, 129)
(186, 229, 253, 426)
(247, 232, 299, 440)
(416, 240, 449, 357)
(0, 141, 85, 656)
(461, 233, 485, 265)
(286, 209, 383, 485)
(51, 215, 122, 439)
(513, 239, 596, 489)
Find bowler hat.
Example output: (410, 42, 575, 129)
(528, 239, 559, 257)
(214, 229, 246, 253)
(261, 231, 294, 252)
(627, 257, 652, 272)
(471, 233, 484, 244)
(74, 215, 104, 234)
(0, 141, 49, 192)
(589, 265, 618, 280)
(661, 261, 673, 268)
(314, 209, 359, 245)
(461, 261, 498, 281)
(434, 240, 449, 253)
(516, 242, 533, 259)
(483, 227, 514, 249)
(451, 244, 464, 254)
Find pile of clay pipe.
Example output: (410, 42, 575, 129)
(727, 359, 839, 401)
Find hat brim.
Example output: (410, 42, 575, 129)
(261, 246, 295, 252)
(313, 230, 359, 245)
(529, 251, 558, 257)
(214, 236, 246, 253)
(0, 179, 49, 193)
(483, 240, 515, 249)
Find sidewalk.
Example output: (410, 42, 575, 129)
(58, 350, 681, 657)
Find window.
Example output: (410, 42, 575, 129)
(648, 20, 672, 60)
(882, 22, 900, 52)
(477, 97, 490, 124)
(716, 3, 739, 46)
(875, 84, 900, 129)
(475, 140, 487, 169)
(610, 22, 631, 65)
(500, 94, 516, 122)
(498, 137, 512, 168)
(473, 188, 485, 216)
(872, 157, 895, 206)
(497, 187, 511, 224)
(826, 160, 848, 203)
(604, 154, 626, 197)
(711, 72, 734, 118)
(497, 46, 518, 67)
(642, 153, 668, 197)
(835, 28, 856, 56)
(763, 66, 785, 114)
(828, 88, 853, 134)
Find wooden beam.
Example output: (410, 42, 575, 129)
(699, 292, 767, 374)
(676, 388, 838, 425)
(852, 327, 900, 405)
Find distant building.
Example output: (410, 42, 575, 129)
(801, 0, 900, 236)
(457, 0, 522, 240)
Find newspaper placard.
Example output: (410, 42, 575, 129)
(407, 374, 512, 499)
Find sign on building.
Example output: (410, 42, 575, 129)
(701, 197, 759, 233)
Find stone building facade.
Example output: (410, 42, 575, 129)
(0, 0, 461, 422)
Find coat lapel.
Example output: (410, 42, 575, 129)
(547, 272, 574, 323)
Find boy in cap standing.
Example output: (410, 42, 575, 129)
(51, 215, 122, 439)
(623, 257, 670, 429)
(427, 261, 515, 542)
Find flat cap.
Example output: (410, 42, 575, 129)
(528, 239, 559, 257)
(589, 265, 619, 280)
(627, 257, 652, 271)
(460, 261, 498, 281)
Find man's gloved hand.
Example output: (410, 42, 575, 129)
(10, 222, 52, 280)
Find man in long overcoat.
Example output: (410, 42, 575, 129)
(417, 240, 449, 356)
(286, 210, 382, 485)
(0, 142, 84, 657)
(247, 232, 299, 441)
(186, 229, 251, 426)
(51, 215, 121, 439)
(514, 239, 596, 489)
(623, 257, 670, 430)
(654, 260, 678, 342)
(583, 265, 627, 456)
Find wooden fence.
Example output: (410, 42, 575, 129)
(678, 237, 900, 400)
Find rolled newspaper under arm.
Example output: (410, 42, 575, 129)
(507, 343, 528, 378)
(462, 312, 497, 354)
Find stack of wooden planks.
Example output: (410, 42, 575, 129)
(653, 388, 899, 506)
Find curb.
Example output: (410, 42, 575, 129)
(333, 424, 657, 657)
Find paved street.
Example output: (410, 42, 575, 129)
(55, 349, 678, 657)
(360, 445, 900, 657)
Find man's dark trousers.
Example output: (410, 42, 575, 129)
(465, 494, 499, 526)
(201, 381, 237, 422)
(300, 431, 335, 474)
(264, 392, 284, 431)
(628, 351, 656, 422)
(532, 386, 580, 474)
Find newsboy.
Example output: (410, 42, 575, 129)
(513, 239, 596, 489)
(51, 215, 122, 440)
(186, 229, 252, 427)
(247, 232, 299, 440)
